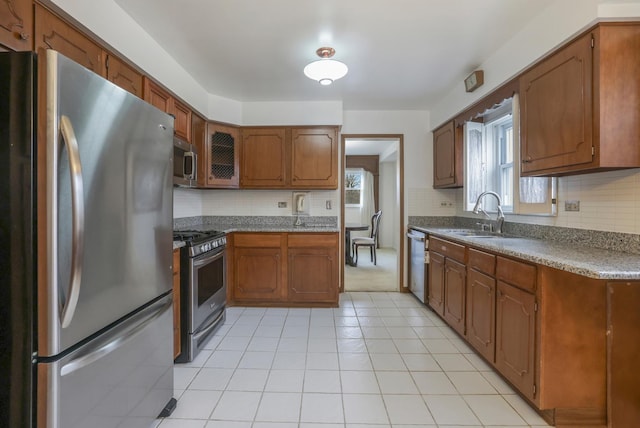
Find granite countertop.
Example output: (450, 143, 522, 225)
(173, 241, 186, 250)
(409, 226, 640, 280)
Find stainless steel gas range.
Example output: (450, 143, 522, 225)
(173, 230, 227, 363)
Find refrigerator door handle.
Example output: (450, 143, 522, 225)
(59, 115, 85, 328)
(60, 296, 172, 376)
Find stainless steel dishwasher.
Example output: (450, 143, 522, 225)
(407, 228, 428, 303)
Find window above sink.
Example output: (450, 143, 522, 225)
(463, 94, 557, 216)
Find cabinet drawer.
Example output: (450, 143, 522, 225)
(468, 248, 496, 276)
(288, 233, 338, 248)
(496, 256, 536, 292)
(234, 233, 283, 248)
(430, 236, 465, 263)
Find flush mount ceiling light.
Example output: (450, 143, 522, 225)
(304, 47, 348, 86)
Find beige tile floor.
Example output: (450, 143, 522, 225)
(158, 292, 552, 428)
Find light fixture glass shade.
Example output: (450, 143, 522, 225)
(304, 59, 348, 85)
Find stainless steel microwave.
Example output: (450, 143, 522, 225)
(173, 138, 197, 187)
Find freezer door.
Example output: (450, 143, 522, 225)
(43, 50, 174, 356)
(38, 294, 174, 428)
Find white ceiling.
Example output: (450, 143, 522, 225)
(345, 139, 398, 162)
(115, 0, 557, 110)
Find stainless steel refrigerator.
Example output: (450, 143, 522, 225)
(0, 50, 176, 428)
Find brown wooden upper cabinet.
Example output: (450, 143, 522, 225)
(241, 126, 339, 189)
(192, 112, 208, 187)
(34, 4, 105, 76)
(143, 77, 191, 142)
(520, 23, 640, 176)
(240, 127, 288, 187)
(0, 0, 32, 51)
(432, 120, 462, 188)
(104, 54, 143, 98)
(290, 127, 338, 189)
(204, 122, 240, 188)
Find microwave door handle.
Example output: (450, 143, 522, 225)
(58, 115, 85, 328)
(184, 151, 196, 180)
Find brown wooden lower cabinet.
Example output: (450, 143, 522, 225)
(607, 282, 640, 428)
(288, 234, 338, 303)
(427, 251, 445, 315)
(443, 258, 466, 336)
(425, 235, 610, 427)
(466, 268, 496, 362)
(232, 233, 285, 302)
(229, 232, 338, 306)
(495, 280, 536, 401)
(172, 248, 181, 360)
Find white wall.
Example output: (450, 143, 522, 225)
(242, 101, 343, 126)
(430, 0, 640, 234)
(49, 0, 211, 114)
(379, 160, 398, 249)
(430, 0, 640, 126)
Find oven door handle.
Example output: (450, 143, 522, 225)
(192, 310, 225, 341)
(192, 249, 224, 268)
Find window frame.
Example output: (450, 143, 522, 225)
(344, 168, 363, 208)
(463, 95, 557, 216)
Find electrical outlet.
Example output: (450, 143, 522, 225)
(278, 201, 287, 208)
(326, 200, 332, 210)
(565, 200, 580, 211)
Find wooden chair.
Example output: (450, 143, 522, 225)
(352, 210, 382, 266)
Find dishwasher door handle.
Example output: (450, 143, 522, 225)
(407, 232, 425, 242)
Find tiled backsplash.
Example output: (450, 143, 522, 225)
(174, 188, 339, 218)
(408, 168, 640, 236)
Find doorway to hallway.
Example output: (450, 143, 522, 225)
(341, 135, 405, 293)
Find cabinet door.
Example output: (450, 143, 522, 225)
(288, 248, 337, 303)
(467, 269, 496, 362)
(607, 282, 640, 427)
(428, 251, 445, 316)
(143, 77, 173, 115)
(240, 128, 287, 188)
(443, 258, 466, 336)
(34, 4, 105, 76)
(290, 127, 338, 189)
(173, 98, 192, 142)
(234, 247, 284, 301)
(105, 54, 142, 98)
(172, 249, 181, 359)
(433, 121, 462, 188)
(192, 113, 207, 187)
(206, 123, 240, 188)
(496, 281, 536, 400)
(520, 32, 593, 175)
(0, 0, 32, 51)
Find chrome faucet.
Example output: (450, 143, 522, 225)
(472, 191, 505, 234)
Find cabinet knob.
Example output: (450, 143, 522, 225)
(19, 32, 30, 41)
(522, 156, 532, 164)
